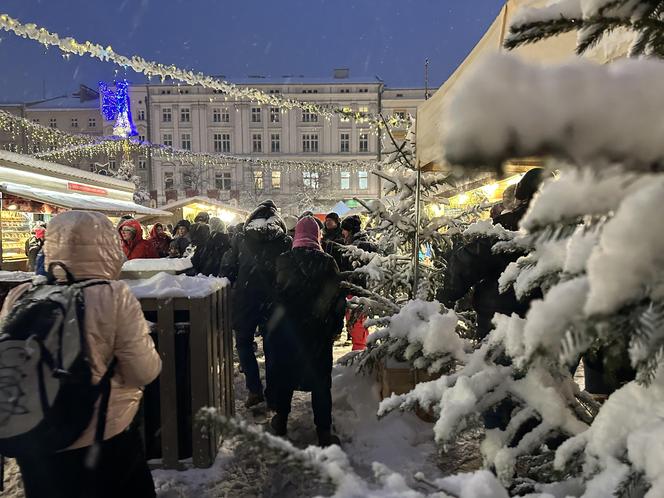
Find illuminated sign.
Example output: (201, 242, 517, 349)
(67, 182, 108, 196)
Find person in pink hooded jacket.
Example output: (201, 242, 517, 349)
(1, 210, 162, 498)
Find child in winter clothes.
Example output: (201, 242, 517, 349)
(147, 223, 172, 257)
(168, 219, 192, 258)
(118, 219, 158, 260)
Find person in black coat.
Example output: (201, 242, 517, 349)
(220, 200, 292, 407)
(265, 216, 345, 446)
(337, 215, 379, 275)
(168, 219, 191, 258)
(437, 168, 548, 340)
(190, 217, 231, 276)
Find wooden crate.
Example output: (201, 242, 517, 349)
(377, 359, 441, 423)
(138, 286, 234, 469)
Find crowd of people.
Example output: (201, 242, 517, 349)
(1, 201, 379, 497)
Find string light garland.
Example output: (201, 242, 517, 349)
(0, 109, 378, 173)
(0, 12, 410, 131)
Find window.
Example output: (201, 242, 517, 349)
(32, 118, 39, 124)
(162, 108, 172, 122)
(358, 88, 369, 93)
(163, 133, 173, 147)
(271, 171, 281, 190)
(137, 109, 145, 121)
(180, 108, 190, 122)
(252, 134, 262, 153)
(394, 110, 407, 120)
(358, 105, 369, 117)
(212, 107, 230, 123)
(302, 133, 319, 153)
(89, 163, 95, 172)
(213, 133, 231, 153)
(109, 159, 116, 170)
(71, 118, 78, 128)
(221, 133, 231, 153)
(138, 158, 147, 170)
(340, 133, 350, 153)
(251, 107, 262, 123)
(269, 89, 281, 94)
(359, 132, 369, 153)
(340, 107, 351, 123)
(182, 172, 193, 188)
(138, 135, 146, 143)
(88, 117, 96, 128)
(254, 171, 264, 190)
(215, 171, 232, 190)
(269, 108, 280, 123)
(302, 89, 318, 94)
(271, 133, 280, 153)
(49, 118, 57, 128)
(181, 133, 191, 150)
(340, 171, 350, 190)
(160, 89, 172, 95)
(164, 172, 174, 190)
(303, 171, 320, 189)
(395, 93, 404, 98)
(358, 171, 368, 190)
(302, 109, 318, 122)
(340, 88, 351, 94)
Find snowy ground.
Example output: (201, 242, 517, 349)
(3, 339, 481, 498)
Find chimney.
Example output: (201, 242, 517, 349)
(333, 68, 350, 79)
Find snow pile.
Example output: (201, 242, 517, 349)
(585, 177, 664, 315)
(521, 168, 647, 231)
(0, 270, 33, 281)
(443, 54, 664, 167)
(122, 256, 192, 272)
(463, 219, 520, 240)
(510, 0, 582, 26)
(372, 300, 466, 360)
(512, 238, 568, 298)
(125, 272, 228, 299)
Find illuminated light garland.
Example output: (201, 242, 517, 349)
(0, 13, 411, 131)
(33, 137, 379, 173)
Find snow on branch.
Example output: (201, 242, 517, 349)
(443, 54, 664, 169)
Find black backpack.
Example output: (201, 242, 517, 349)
(0, 262, 115, 461)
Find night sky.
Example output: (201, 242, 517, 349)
(0, 0, 505, 101)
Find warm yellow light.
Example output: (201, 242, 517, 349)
(507, 174, 523, 186)
(482, 183, 499, 196)
(7, 204, 18, 210)
(457, 194, 469, 205)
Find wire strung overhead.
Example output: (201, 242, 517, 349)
(0, 109, 378, 173)
(0, 13, 409, 131)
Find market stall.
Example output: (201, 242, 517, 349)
(137, 196, 249, 228)
(0, 150, 169, 270)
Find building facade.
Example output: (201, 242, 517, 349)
(3, 75, 426, 214)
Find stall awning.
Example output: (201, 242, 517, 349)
(1, 182, 170, 216)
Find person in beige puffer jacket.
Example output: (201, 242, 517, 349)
(1, 210, 162, 498)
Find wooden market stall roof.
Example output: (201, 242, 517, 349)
(416, 0, 631, 172)
(136, 196, 250, 226)
(0, 150, 169, 216)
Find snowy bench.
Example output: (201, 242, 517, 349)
(125, 273, 234, 470)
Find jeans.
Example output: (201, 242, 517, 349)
(235, 326, 263, 395)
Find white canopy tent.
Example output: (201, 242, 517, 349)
(415, 0, 631, 171)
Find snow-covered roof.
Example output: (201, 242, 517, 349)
(155, 196, 250, 216)
(27, 95, 99, 110)
(0, 182, 169, 216)
(0, 150, 134, 192)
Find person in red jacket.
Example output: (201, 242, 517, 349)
(147, 222, 172, 258)
(119, 219, 158, 260)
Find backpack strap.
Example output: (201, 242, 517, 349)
(84, 357, 117, 470)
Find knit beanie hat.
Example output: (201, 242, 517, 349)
(174, 219, 191, 233)
(325, 212, 341, 225)
(515, 168, 551, 201)
(341, 215, 362, 234)
(292, 217, 322, 251)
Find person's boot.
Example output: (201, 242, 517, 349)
(245, 391, 264, 408)
(317, 430, 341, 447)
(270, 413, 288, 437)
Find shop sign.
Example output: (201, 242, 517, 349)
(67, 182, 108, 196)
